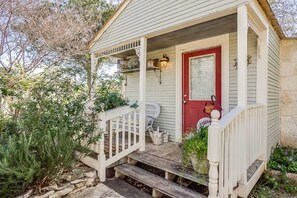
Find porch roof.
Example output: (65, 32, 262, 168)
(88, 0, 286, 55)
(88, 0, 249, 54)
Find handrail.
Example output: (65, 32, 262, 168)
(219, 106, 245, 128)
(93, 105, 141, 182)
(208, 104, 265, 198)
(99, 105, 137, 121)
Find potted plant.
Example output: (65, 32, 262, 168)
(182, 126, 209, 174)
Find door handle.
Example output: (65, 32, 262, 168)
(183, 100, 187, 104)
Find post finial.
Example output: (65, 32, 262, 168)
(211, 110, 220, 120)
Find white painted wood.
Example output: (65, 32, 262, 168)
(97, 112, 106, 182)
(90, 53, 96, 100)
(238, 162, 265, 198)
(86, 106, 142, 177)
(175, 34, 230, 142)
(256, 30, 268, 162)
(208, 110, 221, 198)
(128, 113, 131, 147)
(237, 6, 248, 107)
(88, 0, 132, 49)
(78, 153, 99, 171)
(208, 104, 264, 197)
(139, 37, 147, 151)
(134, 110, 137, 144)
(90, 0, 249, 53)
(122, 115, 125, 151)
(267, 26, 280, 159)
(105, 143, 141, 167)
(116, 117, 119, 155)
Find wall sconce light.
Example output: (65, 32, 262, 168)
(233, 55, 252, 69)
(160, 54, 169, 68)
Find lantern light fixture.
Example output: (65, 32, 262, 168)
(160, 54, 169, 68)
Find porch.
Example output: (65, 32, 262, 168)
(85, 3, 270, 198)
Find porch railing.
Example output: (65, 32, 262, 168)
(82, 105, 141, 182)
(208, 104, 265, 198)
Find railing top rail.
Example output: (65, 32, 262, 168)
(217, 104, 264, 129)
(219, 106, 245, 129)
(99, 105, 138, 121)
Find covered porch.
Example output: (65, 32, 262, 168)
(85, 2, 270, 198)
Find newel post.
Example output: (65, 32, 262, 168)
(97, 112, 106, 182)
(208, 110, 221, 198)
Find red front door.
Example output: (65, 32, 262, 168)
(182, 47, 222, 133)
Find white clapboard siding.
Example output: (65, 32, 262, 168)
(91, 0, 249, 53)
(124, 47, 176, 141)
(229, 31, 258, 111)
(267, 27, 280, 157)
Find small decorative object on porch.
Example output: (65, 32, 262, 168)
(150, 127, 163, 145)
(163, 131, 169, 143)
(233, 55, 252, 69)
(117, 58, 129, 70)
(197, 117, 211, 131)
(182, 126, 209, 174)
(203, 95, 222, 115)
(147, 58, 159, 68)
(127, 57, 140, 69)
(159, 54, 169, 68)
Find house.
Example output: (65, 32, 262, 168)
(81, 0, 292, 197)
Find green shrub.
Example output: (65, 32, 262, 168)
(0, 75, 97, 197)
(94, 75, 128, 112)
(182, 127, 208, 169)
(268, 146, 297, 173)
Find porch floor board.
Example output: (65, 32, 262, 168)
(128, 140, 209, 186)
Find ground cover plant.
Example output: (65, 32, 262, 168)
(268, 146, 297, 173)
(250, 146, 297, 198)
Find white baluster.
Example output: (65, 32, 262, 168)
(208, 110, 221, 198)
(122, 115, 126, 151)
(116, 117, 119, 154)
(109, 119, 113, 159)
(98, 112, 106, 182)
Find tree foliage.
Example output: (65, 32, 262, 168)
(269, 0, 297, 37)
(0, 0, 117, 91)
(0, 1, 124, 196)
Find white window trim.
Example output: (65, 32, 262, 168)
(175, 34, 229, 142)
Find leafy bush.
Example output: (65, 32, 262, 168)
(268, 146, 297, 173)
(182, 127, 208, 168)
(94, 74, 128, 112)
(0, 72, 97, 197)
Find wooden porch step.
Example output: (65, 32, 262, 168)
(115, 164, 206, 198)
(128, 152, 208, 186)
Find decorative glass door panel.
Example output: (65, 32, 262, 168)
(183, 47, 221, 133)
(189, 55, 215, 100)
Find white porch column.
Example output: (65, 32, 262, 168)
(139, 37, 147, 151)
(237, 6, 248, 106)
(90, 53, 97, 100)
(257, 30, 269, 161)
(237, 5, 248, 186)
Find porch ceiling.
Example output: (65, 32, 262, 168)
(114, 14, 237, 58)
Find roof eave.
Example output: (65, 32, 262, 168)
(257, 0, 286, 39)
(87, 0, 131, 50)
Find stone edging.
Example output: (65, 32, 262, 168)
(16, 164, 98, 198)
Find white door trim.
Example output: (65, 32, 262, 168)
(175, 34, 230, 142)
